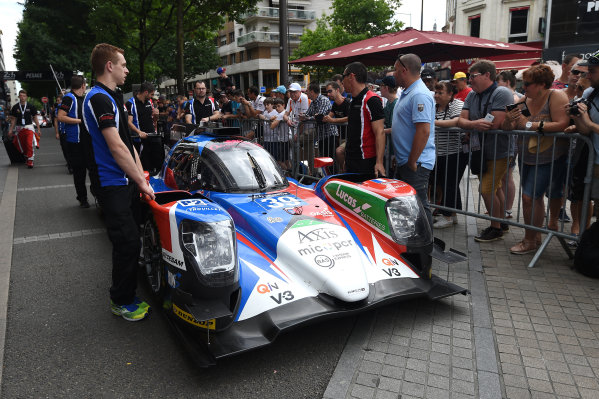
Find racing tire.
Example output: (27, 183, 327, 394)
(141, 215, 164, 296)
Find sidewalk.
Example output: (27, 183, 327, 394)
(324, 180, 599, 398)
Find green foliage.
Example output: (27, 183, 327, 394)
(152, 35, 221, 80)
(292, 0, 403, 75)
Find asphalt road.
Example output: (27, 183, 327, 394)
(1, 128, 356, 398)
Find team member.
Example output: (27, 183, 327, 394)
(342, 62, 385, 177)
(392, 53, 436, 227)
(126, 81, 159, 171)
(58, 75, 91, 208)
(8, 90, 41, 168)
(185, 81, 221, 124)
(53, 94, 71, 173)
(83, 43, 154, 321)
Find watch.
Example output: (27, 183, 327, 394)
(525, 121, 533, 131)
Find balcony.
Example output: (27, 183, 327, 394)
(240, 7, 316, 23)
(237, 31, 303, 48)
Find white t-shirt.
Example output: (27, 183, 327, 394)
(262, 109, 278, 142)
(286, 93, 309, 124)
(252, 95, 265, 114)
(273, 110, 290, 142)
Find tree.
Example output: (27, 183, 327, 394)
(291, 0, 404, 78)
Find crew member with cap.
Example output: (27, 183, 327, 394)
(375, 75, 399, 135)
(421, 68, 438, 92)
(453, 72, 472, 101)
(217, 67, 235, 91)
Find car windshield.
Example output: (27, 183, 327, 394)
(190, 139, 288, 193)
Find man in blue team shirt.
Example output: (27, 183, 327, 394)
(392, 53, 436, 228)
(83, 43, 155, 321)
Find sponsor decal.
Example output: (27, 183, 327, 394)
(172, 304, 216, 330)
(383, 267, 402, 277)
(256, 282, 280, 294)
(310, 209, 334, 217)
(163, 251, 185, 269)
(315, 254, 334, 268)
(167, 270, 181, 288)
(259, 195, 303, 209)
(99, 114, 114, 121)
(178, 199, 207, 207)
(267, 217, 283, 223)
(291, 219, 323, 229)
(297, 240, 354, 256)
(347, 287, 366, 294)
(417, 104, 424, 112)
(332, 252, 351, 261)
(298, 227, 338, 243)
(270, 290, 294, 304)
(353, 203, 372, 214)
(335, 185, 358, 208)
(382, 257, 400, 266)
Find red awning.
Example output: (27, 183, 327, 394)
(494, 58, 540, 71)
(290, 29, 540, 66)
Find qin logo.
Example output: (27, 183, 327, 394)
(314, 255, 335, 268)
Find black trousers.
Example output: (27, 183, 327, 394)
(345, 156, 376, 178)
(66, 141, 88, 201)
(59, 133, 71, 169)
(96, 183, 141, 306)
(433, 152, 469, 217)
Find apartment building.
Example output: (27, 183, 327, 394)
(160, 0, 333, 97)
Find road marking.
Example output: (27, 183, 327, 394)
(33, 163, 68, 168)
(13, 228, 106, 245)
(18, 184, 73, 192)
(0, 166, 18, 394)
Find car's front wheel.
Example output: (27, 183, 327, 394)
(141, 216, 163, 295)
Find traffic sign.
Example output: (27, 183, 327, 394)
(41, 97, 48, 103)
(260, 86, 266, 93)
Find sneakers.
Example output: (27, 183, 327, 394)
(558, 209, 571, 223)
(474, 226, 503, 242)
(78, 197, 90, 208)
(500, 222, 510, 232)
(433, 216, 455, 229)
(26, 160, 34, 169)
(111, 299, 150, 321)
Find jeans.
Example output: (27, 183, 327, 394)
(395, 163, 433, 229)
(96, 183, 141, 306)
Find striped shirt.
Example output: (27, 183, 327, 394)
(434, 99, 464, 156)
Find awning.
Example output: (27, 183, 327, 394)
(494, 58, 540, 71)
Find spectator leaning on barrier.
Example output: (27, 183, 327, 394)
(304, 82, 336, 164)
(552, 54, 580, 90)
(502, 64, 570, 254)
(452, 72, 472, 102)
(82, 43, 155, 321)
(432, 81, 466, 229)
(392, 53, 436, 228)
(342, 62, 386, 177)
(570, 50, 599, 203)
(376, 75, 398, 136)
(457, 59, 513, 243)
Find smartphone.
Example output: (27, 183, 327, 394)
(506, 103, 518, 111)
(484, 113, 495, 123)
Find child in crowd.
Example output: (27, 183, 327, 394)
(269, 98, 291, 170)
(260, 97, 279, 159)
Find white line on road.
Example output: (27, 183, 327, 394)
(13, 228, 106, 245)
(18, 184, 73, 192)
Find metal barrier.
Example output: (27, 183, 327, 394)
(430, 128, 595, 268)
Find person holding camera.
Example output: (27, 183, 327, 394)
(502, 64, 570, 254)
(569, 50, 599, 203)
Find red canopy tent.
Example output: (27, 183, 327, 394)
(290, 28, 539, 67)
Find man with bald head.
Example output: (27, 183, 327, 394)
(392, 53, 436, 228)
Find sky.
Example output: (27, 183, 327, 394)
(0, 0, 446, 72)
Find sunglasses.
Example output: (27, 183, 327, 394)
(469, 73, 482, 80)
(342, 72, 352, 79)
(571, 69, 583, 75)
(326, 89, 334, 93)
(396, 54, 407, 70)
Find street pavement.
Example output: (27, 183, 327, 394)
(3, 130, 599, 398)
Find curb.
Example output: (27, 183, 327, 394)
(0, 166, 18, 396)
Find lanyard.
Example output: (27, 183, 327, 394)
(19, 102, 28, 125)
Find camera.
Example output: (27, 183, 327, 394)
(569, 98, 588, 116)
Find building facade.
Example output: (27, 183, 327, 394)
(160, 0, 333, 97)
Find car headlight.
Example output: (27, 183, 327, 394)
(180, 219, 238, 286)
(385, 196, 432, 247)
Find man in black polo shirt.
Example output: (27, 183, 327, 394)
(342, 62, 386, 177)
(185, 81, 221, 124)
(126, 81, 159, 171)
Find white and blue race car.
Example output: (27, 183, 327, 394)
(140, 133, 467, 366)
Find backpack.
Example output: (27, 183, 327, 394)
(574, 221, 599, 278)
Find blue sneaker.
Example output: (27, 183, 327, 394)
(111, 300, 150, 321)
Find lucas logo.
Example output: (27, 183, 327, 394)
(335, 185, 357, 208)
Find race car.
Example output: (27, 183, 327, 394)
(140, 134, 467, 366)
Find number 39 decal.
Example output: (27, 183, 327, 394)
(260, 196, 303, 208)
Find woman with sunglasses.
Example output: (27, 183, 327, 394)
(431, 81, 466, 228)
(502, 64, 570, 254)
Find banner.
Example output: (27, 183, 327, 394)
(1, 70, 73, 81)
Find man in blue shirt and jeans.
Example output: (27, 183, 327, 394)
(392, 53, 436, 228)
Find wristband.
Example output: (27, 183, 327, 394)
(537, 120, 545, 133)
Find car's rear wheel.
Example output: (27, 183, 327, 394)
(141, 215, 163, 295)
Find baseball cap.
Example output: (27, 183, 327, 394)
(288, 82, 302, 91)
(273, 85, 287, 94)
(452, 71, 467, 80)
(421, 68, 436, 80)
(375, 75, 397, 88)
(216, 67, 225, 75)
(579, 49, 599, 66)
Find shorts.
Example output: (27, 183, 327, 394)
(521, 155, 567, 199)
(480, 158, 508, 195)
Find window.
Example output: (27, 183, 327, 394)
(229, 32, 235, 43)
(509, 7, 529, 43)
(239, 51, 244, 62)
(221, 56, 228, 66)
(469, 15, 480, 38)
(219, 36, 227, 46)
(230, 53, 236, 64)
